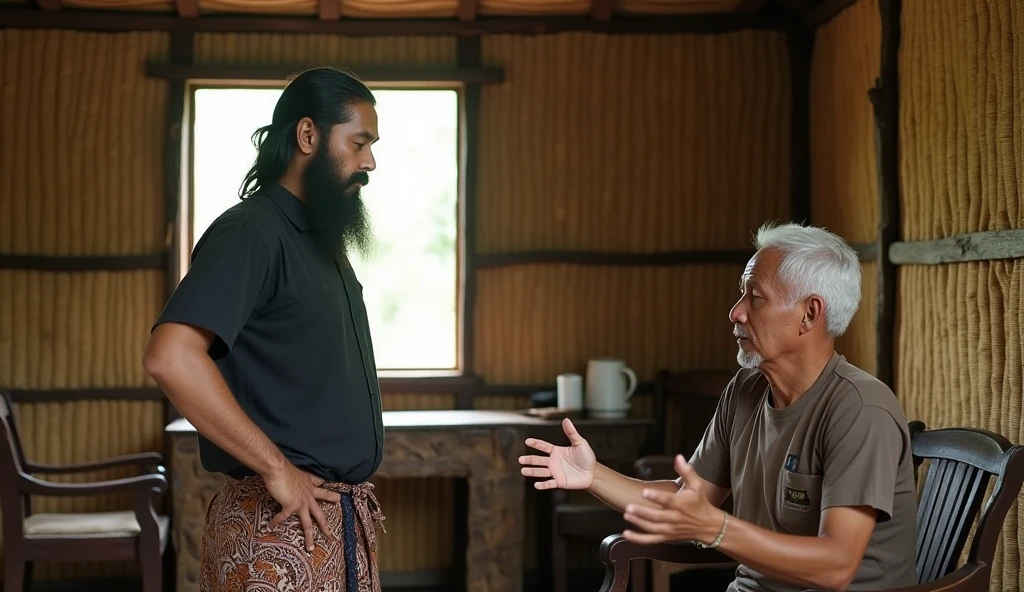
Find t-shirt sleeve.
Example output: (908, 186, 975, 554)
(821, 405, 905, 521)
(687, 378, 736, 489)
(153, 218, 272, 360)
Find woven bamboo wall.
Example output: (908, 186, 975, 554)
(0, 27, 790, 580)
(897, 0, 1024, 590)
(809, 0, 880, 375)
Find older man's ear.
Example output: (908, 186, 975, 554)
(800, 295, 825, 334)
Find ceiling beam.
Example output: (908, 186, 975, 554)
(318, 0, 341, 21)
(0, 9, 800, 35)
(145, 63, 505, 84)
(590, 0, 614, 20)
(173, 0, 198, 18)
(457, 0, 478, 21)
(35, 0, 61, 10)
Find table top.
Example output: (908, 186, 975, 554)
(166, 409, 652, 433)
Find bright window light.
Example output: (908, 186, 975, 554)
(191, 87, 460, 371)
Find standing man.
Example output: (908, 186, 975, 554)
(143, 67, 386, 592)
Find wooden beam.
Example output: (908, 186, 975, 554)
(7, 388, 165, 403)
(0, 10, 801, 35)
(870, 0, 902, 388)
(788, 27, 814, 225)
(457, 0, 478, 22)
(805, 0, 858, 27)
(318, 0, 340, 21)
(35, 0, 61, 10)
(457, 37, 482, 409)
(146, 63, 505, 85)
(0, 254, 166, 272)
(888, 229, 1024, 265)
(590, 0, 614, 20)
(173, 0, 198, 18)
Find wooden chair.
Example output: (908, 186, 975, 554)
(544, 369, 734, 592)
(595, 420, 1024, 592)
(0, 389, 170, 592)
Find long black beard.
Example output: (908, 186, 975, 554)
(303, 146, 375, 263)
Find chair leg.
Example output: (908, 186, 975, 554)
(629, 558, 648, 592)
(140, 543, 163, 592)
(4, 555, 26, 592)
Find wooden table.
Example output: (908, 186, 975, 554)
(166, 410, 652, 592)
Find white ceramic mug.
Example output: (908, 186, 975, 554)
(585, 358, 637, 418)
(556, 373, 583, 410)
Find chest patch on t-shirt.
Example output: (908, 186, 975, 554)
(783, 485, 811, 511)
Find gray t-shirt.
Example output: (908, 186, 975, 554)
(689, 353, 919, 591)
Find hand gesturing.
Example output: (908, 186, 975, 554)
(518, 418, 597, 490)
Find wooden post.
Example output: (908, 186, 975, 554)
(457, 37, 482, 411)
(787, 27, 814, 225)
(164, 31, 193, 422)
(869, 0, 902, 387)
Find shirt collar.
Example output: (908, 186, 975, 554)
(265, 183, 312, 232)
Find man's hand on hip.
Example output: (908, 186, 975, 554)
(264, 463, 343, 552)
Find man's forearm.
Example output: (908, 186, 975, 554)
(714, 510, 857, 591)
(587, 463, 679, 512)
(146, 348, 287, 478)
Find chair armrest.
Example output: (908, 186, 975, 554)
(881, 564, 987, 592)
(25, 452, 165, 475)
(598, 534, 736, 592)
(18, 472, 168, 497)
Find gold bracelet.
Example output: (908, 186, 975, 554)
(695, 512, 729, 549)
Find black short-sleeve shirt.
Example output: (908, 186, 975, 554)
(154, 183, 384, 484)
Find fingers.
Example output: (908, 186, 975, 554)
(268, 509, 289, 531)
(622, 529, 670, 545)
(313, 487, 342, 504)
(675, 454, 703, 490)
(524, 438, 554, 454)
(625, 503, 678, 524)
(533, 479, 558, 490)
(622, 511, 669, 535)
(309, 500, 336, 543)
(299, 508, 315, 552)
(640, 488, 678, 507)
(562, 418, 586, 446)
(518, 454, 550, 467)
(520, 467, 552, 478)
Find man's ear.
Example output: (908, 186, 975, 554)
(295, 117, 317, 156)
(801, 295, 824, 334)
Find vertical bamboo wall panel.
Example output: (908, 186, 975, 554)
(899, 0, 1023, 242)
(474, 264, 746, 384)
(808, 0, 881, 374)
(0, 30, 169, 255)
(898, 0, 1024, 590)
(478, 32, 792, 253)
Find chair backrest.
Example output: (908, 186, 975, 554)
(909, 420, 1024, 584)
(650, 369, 734, 458)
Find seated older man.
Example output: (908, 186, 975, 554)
(519, 222, 919, 591)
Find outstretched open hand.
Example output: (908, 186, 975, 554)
(518, 418, 597, 490)
(622, 454, 723, 545)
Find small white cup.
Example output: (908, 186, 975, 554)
(556, 373, 584, 410)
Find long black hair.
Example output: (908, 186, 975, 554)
(239, 67, 376, 199)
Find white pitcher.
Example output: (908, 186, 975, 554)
(585, 358, 637, 418)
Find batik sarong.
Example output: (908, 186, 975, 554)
(199, 475, 386, 592)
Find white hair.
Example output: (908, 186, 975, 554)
(753, 221, 862, 337)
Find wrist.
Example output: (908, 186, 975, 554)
(700, 507, 728, 546)
(257, 453, 289, 480)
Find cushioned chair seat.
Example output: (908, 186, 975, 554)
(24, 511, 169, 545)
